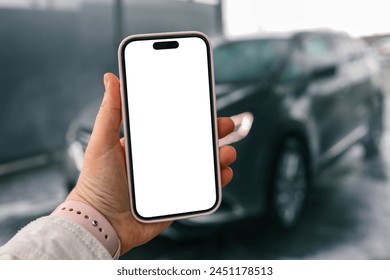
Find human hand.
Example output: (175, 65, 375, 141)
(66, 73, 237, 255)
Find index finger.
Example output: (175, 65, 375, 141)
(217, 117, 235, 139)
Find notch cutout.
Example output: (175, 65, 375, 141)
(153, 41, 179, 50)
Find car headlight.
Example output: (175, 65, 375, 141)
(68, 141, 84, 171)
(67, 129, 91, 171)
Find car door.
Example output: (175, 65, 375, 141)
(341, 37, 373, 133)
(302, 34, 347, 157)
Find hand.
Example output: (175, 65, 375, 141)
(66, 73, 237, 255)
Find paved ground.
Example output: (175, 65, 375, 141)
(2, 80, 390, 260)
(0, 165, 67, 246)
(2, 117, 390, 259)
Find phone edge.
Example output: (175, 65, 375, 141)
(118, 31, 222, 223)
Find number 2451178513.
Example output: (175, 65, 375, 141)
(209, 266, 273, 276)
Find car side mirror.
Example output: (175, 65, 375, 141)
(311, 64, 337, 80)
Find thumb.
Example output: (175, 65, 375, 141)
(87, 73, 122, 154)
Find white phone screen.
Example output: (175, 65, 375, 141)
(122, 35, 219, 220)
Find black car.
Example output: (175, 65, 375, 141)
(64, 30, 384, 235)
(372, 36, 390, 65)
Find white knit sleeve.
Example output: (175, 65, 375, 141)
(0, 216, 112, 260)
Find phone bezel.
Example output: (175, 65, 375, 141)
(118, 31, 221, 223)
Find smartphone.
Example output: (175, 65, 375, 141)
(118, 31, 221, 223)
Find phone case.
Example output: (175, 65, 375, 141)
(118, 31, 221, 223)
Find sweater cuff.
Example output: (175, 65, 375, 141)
(0, 216, 112, 260)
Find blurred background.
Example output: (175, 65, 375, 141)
(1, 0, 390, 259)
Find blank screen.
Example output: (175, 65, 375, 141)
(123, 36, 219, 219)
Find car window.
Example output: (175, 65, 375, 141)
(301, 34, 337, 70)
(279, 49, 307, 85)
(214, 38, 289, 84)
(302, 35, 333, 57)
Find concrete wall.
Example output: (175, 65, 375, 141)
(0, 1, 220, 163)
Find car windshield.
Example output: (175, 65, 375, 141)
(214, 38, 289, 84)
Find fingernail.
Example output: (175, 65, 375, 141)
(103, 74, 109, 89)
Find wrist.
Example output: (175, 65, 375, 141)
(51, 200, 121, 259)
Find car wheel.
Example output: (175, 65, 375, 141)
(269, 138, 308, 228)
(364, 94, 383, 158)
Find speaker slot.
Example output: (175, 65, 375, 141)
(153, 41, 179, 50)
